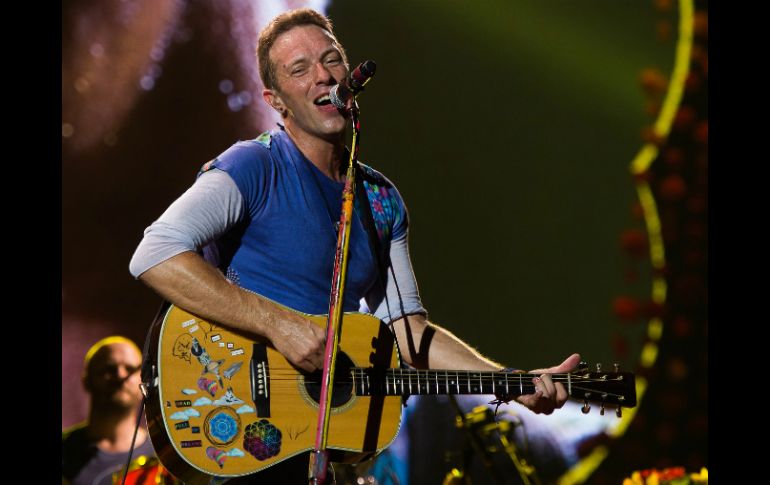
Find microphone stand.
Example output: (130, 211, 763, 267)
(308, 101, 363, 485)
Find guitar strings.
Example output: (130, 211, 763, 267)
(205, 383, 628, 400)
(241, 369, 627, 383)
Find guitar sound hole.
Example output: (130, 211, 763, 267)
(303, 352, 354, 407)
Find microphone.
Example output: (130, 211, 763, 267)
(329, 60, 377, 110)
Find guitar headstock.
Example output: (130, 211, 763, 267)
(568, 362, 637, 417)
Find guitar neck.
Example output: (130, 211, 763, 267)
(353, 369, 540, 397)
(349, 368, 636, 407)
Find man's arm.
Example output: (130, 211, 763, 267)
(130, 169, 326, 372)
(390, 313, 581, 414)
(390, 314, 500, 371)
(139, 252, 326, 372)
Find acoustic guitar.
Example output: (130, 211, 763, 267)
(143, 302, 636, 484)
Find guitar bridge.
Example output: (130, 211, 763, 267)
(250, 344, 271, 417)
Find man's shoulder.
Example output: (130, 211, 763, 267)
(253, 131, 273, 149)
(62, 422, 95, 481)
(62, 421, 88, 443)
(232, 130, 274, 151)
(199, 131, 279, 176)
(62, 422, 91, 457)
(358, 162, 396, 189)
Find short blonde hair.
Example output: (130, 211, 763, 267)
(83, 336, 141, 374)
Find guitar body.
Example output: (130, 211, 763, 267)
(145, 303, 403, 484)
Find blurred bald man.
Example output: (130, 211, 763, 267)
(62, 336, 156, 485)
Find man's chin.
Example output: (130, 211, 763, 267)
(96, 392, 141, 411)
(114, 394, 142, 408)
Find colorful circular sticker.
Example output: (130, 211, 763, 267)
(243, 419, 282, 461)
(204, 406, 241, 447)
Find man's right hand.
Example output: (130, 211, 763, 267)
(138, 252, 330, 373)
(266, 314, 327, 372)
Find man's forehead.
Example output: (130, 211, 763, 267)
(271, 24, 341, 64)
(91, 342, 140, 365)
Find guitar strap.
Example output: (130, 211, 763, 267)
(140, 300, 171, 391)
(127, 301, 176, 485)
(354, 165, 388, 291)
(354, 164, 411, 338)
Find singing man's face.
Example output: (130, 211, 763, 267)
(264, 24, 350, 143)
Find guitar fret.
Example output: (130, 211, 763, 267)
(408, 370, 413, 395)
(491, 373, 495, 394)
(466, 371, 471, 394)
(385, 372, 389, 395)
(443, 371, 447, 394)
(352, 370, 356, 395)
(455, 371, 459, 394)
(479, 373, 483, 393)
(505, 372, 509, 396)
(519, 373, 523, 395)
(435, 371, 439, 394)
(392, 371, 397, 396)
(396, 371, 400, 396)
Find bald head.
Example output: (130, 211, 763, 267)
(83, 337, 143, 411)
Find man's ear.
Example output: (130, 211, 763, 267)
(263, 89, 286, 116)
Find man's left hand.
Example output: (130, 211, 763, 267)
(515, 353, 581, 415)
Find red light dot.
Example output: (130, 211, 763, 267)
(659, 174, 688, 201)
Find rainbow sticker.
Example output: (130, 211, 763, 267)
(243, 419, 282, 461)
(198, 377, 219, 397)
(206, 446, 227, 468)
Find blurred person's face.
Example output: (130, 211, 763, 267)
(84, 342, 143, 411)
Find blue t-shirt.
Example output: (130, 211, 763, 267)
(201, 129, 407, 316)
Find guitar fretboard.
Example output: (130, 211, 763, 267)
(351, 368, 544, 397)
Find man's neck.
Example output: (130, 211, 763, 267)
(87, 406, 146, 453)
(284, 124, 346, 182)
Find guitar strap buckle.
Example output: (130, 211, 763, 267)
(139, 364, 158, 399)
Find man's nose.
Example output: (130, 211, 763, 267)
(115, 365, 130, 379)
(312, 62, 337, 85)
(115, 364, 138, 381)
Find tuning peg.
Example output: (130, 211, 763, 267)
(596, 363, 602, 372)
(581, 400, 591, 414)
(616, 407, 622, 418)
(578, 361, 588, 371)
(614, 363, 620, 372)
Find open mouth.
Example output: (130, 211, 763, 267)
(314, 94, 332, 106)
